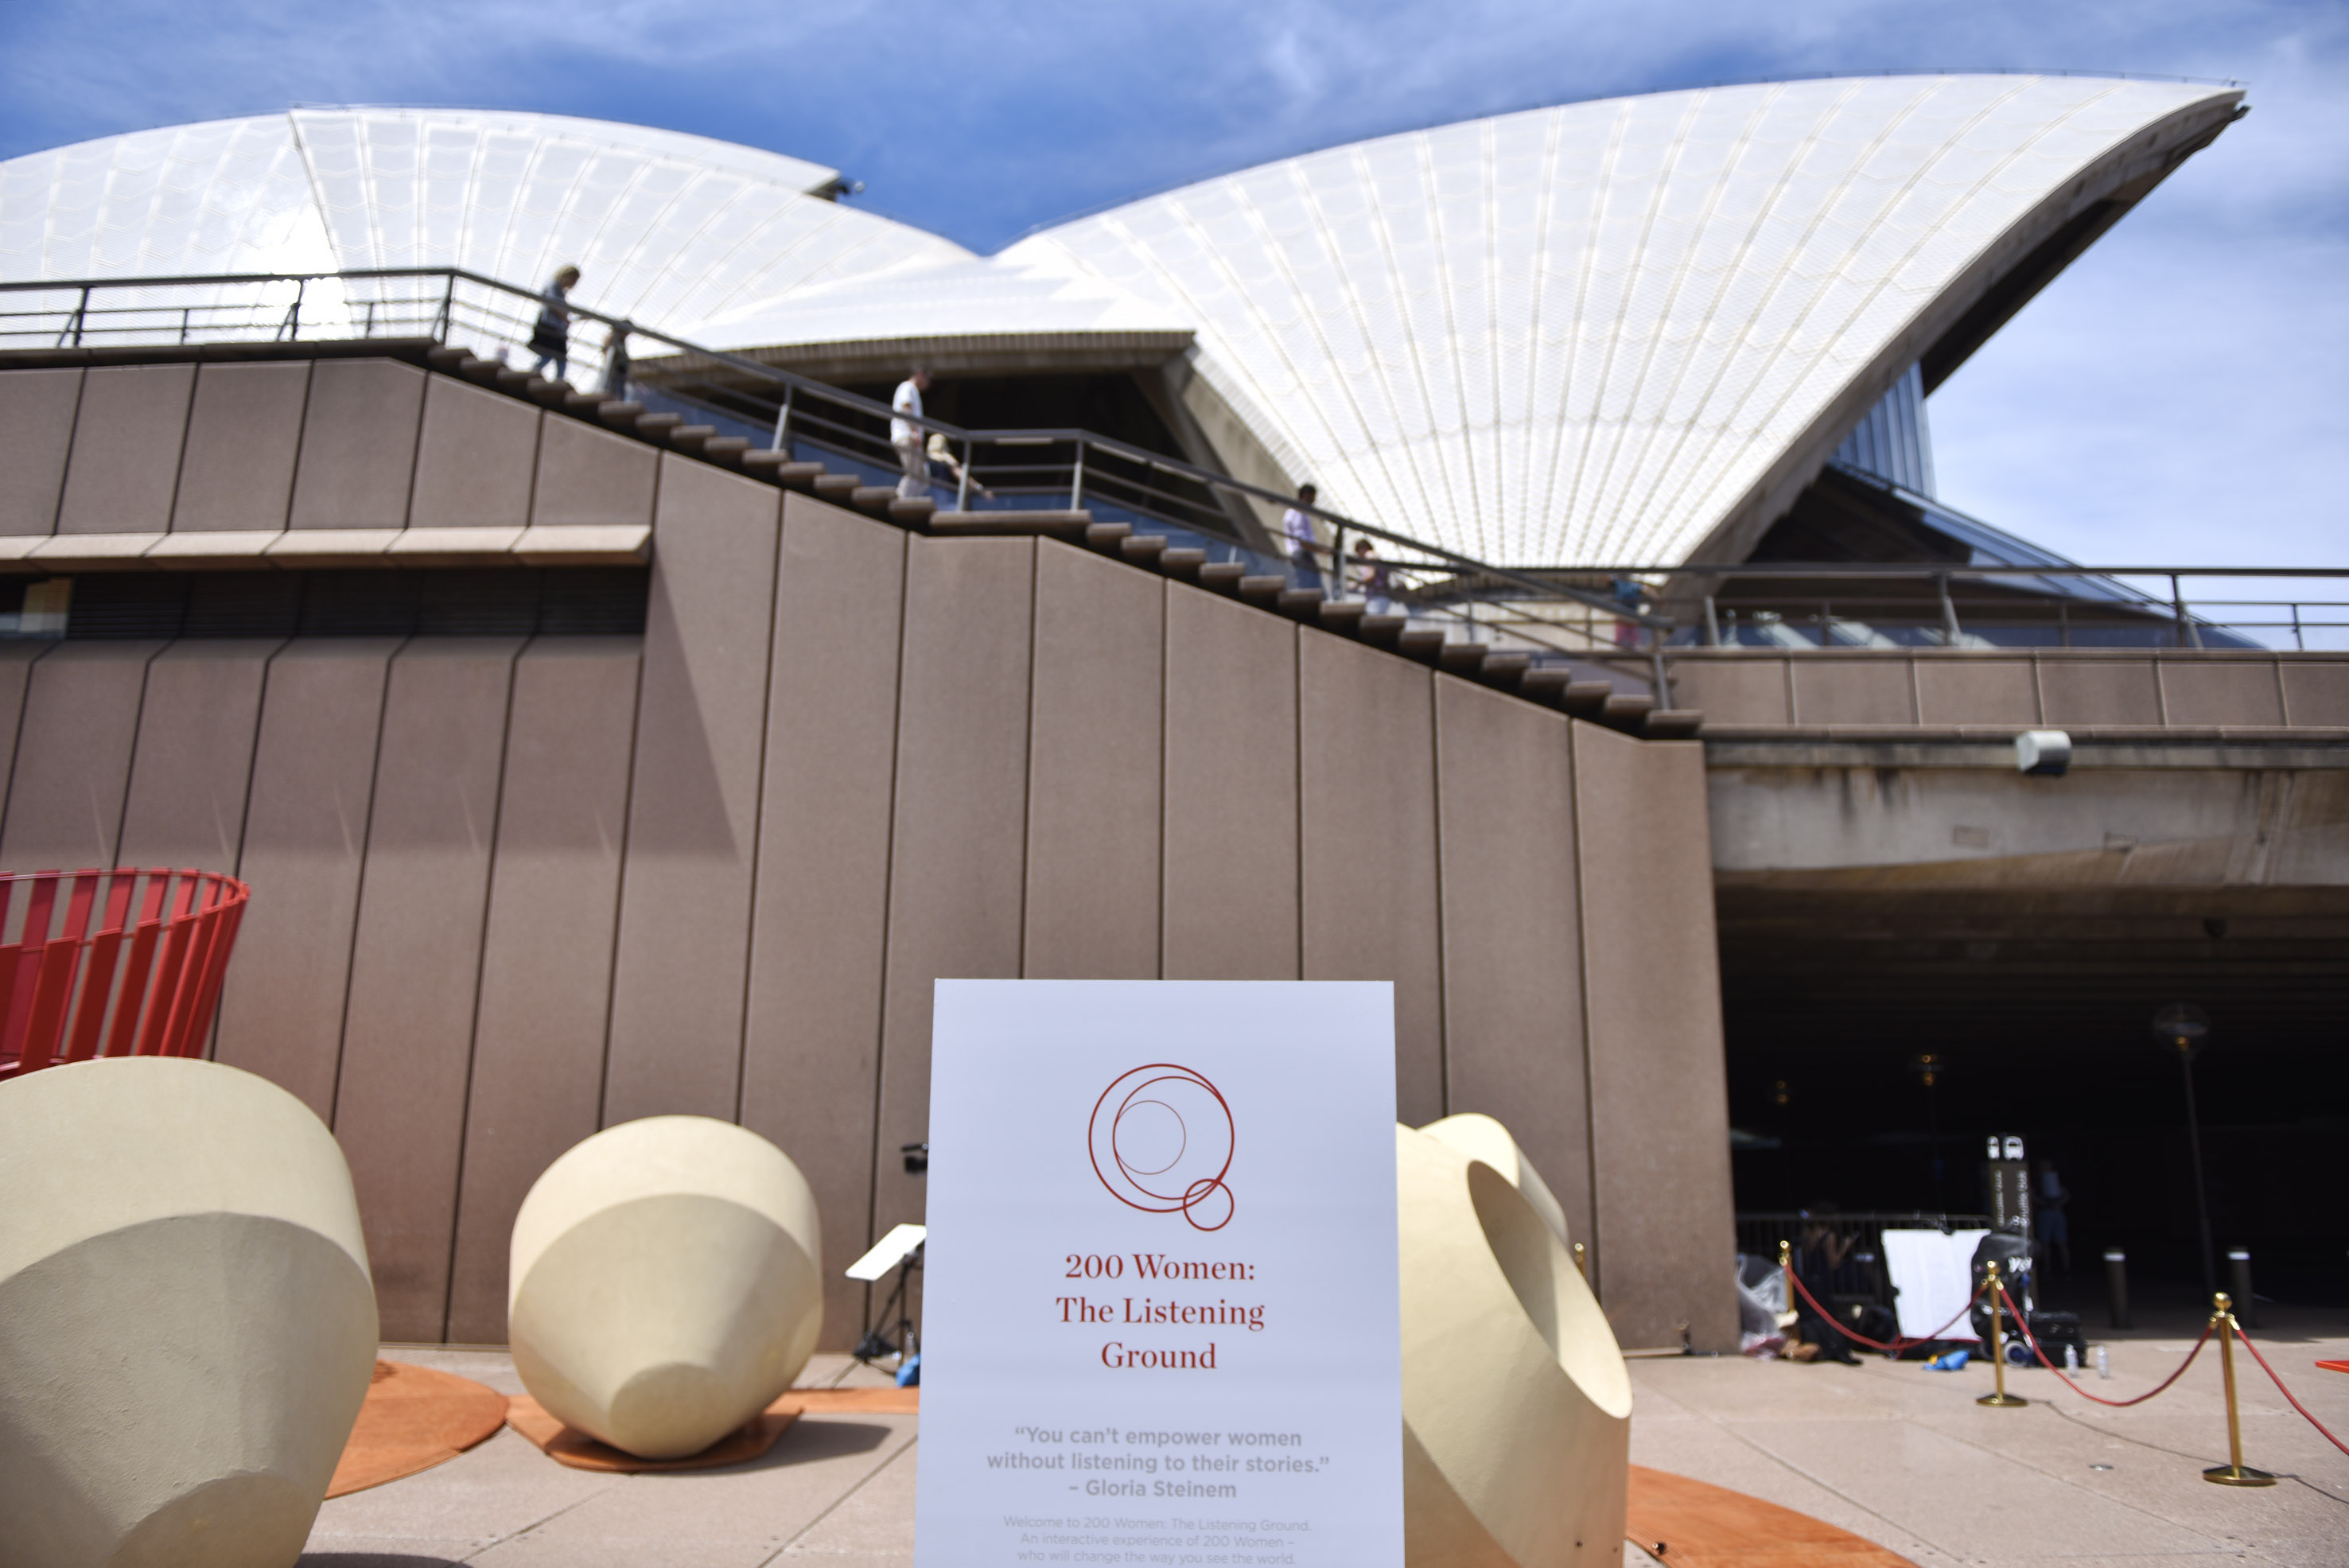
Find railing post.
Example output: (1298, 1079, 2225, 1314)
(434, 273, 454, 343)
(956, 438, 973, 514)
(178, 306, 190, 346)
(1651, 649, 1674, 710)
(1936, 573, 1962, 646)
(772, 385, 795, 453)
(1703, 593, 1721, 646)
(2171, 574, 2200, 648)
(1332, 524, 1348, 599)
(1069, 440, 1087, 512)
(68, 285, 89, 348)
(2292, 603, 2304, 652)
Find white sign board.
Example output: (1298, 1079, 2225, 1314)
(1881, 1228, 1988, 1342)
(916, 980, 1404, 1568)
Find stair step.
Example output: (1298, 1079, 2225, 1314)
(1199, 562, 1247, 593)
(1315, 600, 1366, 635)
(813, 474, 862, 503)
(1159, 547, 1208, 582)
(1237, 575, 1287, 605)
(1561, 680, 1613, 716)
(1120, 535, 1168, 566)
(928, 509, 1094, 535)
(1276, 588, 1325, 621)
(1437, 643, 1488, 674)
(598, 401, 647, 428)
(426, 345, 469, 370)
(526, 377, 570, 407)
(742, 453, 825, 488)
(701, 436, 750, 465)
(496, 368, 534, 392)
(563, 391, 608, 414)
(635, 412, 683, 438)
(1478, 653, 1532, 686)
(668, 425, 718, 451)
(1085, 523, 1134, 554)
(1600, 695, 1655, 729)
(459, 356, 502, 384)
(889, 498, 936, 526)
(1518, 667, 1572, 701)
(1643, 709, 1705, 739)
(1355, 613, 1407, 648)
(1396, 628, 1448, 661)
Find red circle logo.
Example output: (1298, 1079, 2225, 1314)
(1088, 1064, 1235, 1231)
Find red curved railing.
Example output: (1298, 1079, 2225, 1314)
(0, 869, 250, 1080)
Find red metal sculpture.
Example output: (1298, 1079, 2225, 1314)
(0, 869, 250, 1080)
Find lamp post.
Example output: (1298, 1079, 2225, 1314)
(1910, 1053, 1946, 1211)
(2153, 1002, 2217, 1302)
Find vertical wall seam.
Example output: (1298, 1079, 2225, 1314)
(1427, 673, 1450, 1117)
(1018, 541, 1044, 978)
(161, 365, 200, 534)
(438, 636, 525, 1339)
(521, 409, 546, 531)
(1908, 655, 1923, 724)
(861, 527, 916, 1336)
(278, 363, 316, 531)
(593, 453, 668, 1130)
(2153, 658, 2171, 726)
(2031, 653, 2048, 725)
(1292, 624, 1305, 980)
(48, 370, 86, 535)
(1782, 656, 1797, 727)
(1156, 580, 1169, 981)
(1565, 720, 1602, 1298)
(108, 643, 170, 866)
(397, 373, 429, 530)
(732, 496, 788, 1125)
(2274, 656, 2292, 726)
(325, 635, 408, 1131)
(207, 636, 290, 1060)
(0, 643, 61, 849)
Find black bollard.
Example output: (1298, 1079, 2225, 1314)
(2103, 1247, 2131, 1329)
(2227, 1250, 2256, 1329)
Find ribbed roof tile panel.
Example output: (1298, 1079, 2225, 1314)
(1005, 74, 2233, 564)
(1, 109, 969, 333)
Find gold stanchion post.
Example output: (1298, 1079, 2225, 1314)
(1572, 1241, 1588, 1279)
(2203, 1292, 2277, 1486)
(1978, 1259, 2028, 1407)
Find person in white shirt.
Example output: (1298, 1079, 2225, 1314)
(892, 368, 933, 499)
(1281, 482, 1321, 591)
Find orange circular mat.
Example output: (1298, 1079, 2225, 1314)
(327, 1360, 509, 1497)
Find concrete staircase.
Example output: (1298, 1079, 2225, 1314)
(430, 345, 1701, 740)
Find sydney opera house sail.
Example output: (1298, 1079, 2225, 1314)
(0, 76, 2241, 571)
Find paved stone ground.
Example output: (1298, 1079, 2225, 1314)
(302, 1315, 2349, 1567)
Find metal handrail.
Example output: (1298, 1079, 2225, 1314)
(0, 268, 1658, 630)
(5, 269, 2339, 661)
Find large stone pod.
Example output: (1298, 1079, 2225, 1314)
(1418, 1112, 1572, 1248)
(508, 1115, 823, 1459)
(1399, 1125, 1631, 1568)
(0, 1056, 379, 1568)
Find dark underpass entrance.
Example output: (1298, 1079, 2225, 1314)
(1715, 881, 2349, 1318)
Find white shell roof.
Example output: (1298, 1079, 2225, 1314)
(0, 108, 969, 331)
(1005, 75, 2239, 566)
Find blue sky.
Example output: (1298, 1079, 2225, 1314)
(3, 1, 2342, 586)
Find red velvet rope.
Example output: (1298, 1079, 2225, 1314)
(1997, 1282, 2215, 1408)
(2234, 1325, 2349, 1458)
(1781, 1262, 1984, 1353)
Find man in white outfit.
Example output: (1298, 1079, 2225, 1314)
(892, 368, 933, 499)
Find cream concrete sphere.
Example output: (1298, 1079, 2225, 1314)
(1398, 1124, 1630, 1568)
(0, 1056, 379, 1568)
(1418, 1112, 1572, 1248)
(509, 1115, 823, 1459)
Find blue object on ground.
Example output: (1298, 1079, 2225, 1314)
(1926, 1348, 1971, 1371)
(896, 1352, 921, 1387)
